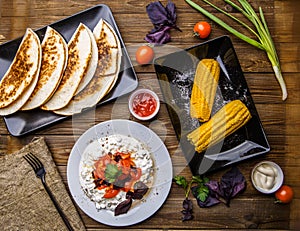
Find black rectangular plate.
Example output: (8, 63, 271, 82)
(0, 4, 138, 136)
(154, 36, 270, 175)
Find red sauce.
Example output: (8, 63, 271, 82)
(132, 92, 157, 117)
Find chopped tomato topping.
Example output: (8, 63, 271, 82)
(103, 188, 120, 199)
(132, 92, 157, 117)
(123, 181, 134, 192)
(92, 151, 143, 199)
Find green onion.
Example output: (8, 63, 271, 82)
(185, 0, 287, 100)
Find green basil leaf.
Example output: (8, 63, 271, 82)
(105, 164, 122, 183)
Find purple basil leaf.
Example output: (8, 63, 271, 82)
(165, 0, 177, 25)
(196, 194, 221, 208)
(165, 1, 181, 31)
(132, 181, 149, 199)
(191, 186, 220, 208)
(232, 180, 246, 197)
(126, 190, 134, 199)
(115, 198, 132, 216)
(182, 198, 193, 211)
(219, 167, 246, 206)
(145, 1, 180, 44)
(205, 180, 221, 196)
(181, 210, 193, 221)
(146, 1, 169, 27)
(181, 198, 193, 221)
(145, 26, 172, 44)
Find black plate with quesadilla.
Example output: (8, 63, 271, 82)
(0, 4, 138, 136)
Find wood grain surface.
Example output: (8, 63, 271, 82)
(0, 0, 299, 230)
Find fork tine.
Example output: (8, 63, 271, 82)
(23, 152, 42, 170)
(23, 154, 37, 170)
(28, 152, 43, 168)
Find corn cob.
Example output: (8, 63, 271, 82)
(190, 59, 220, 122)
(187, 100, 252, 153)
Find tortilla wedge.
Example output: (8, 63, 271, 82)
(0, 29, 42, 116)
(93, 18, 120, 77)
(54, 19, 122, 116)
(41, 23, 92, 111)
(74, 25, 98, 95)
(0, 28, 41, 109)
(21, 26, 68, 110)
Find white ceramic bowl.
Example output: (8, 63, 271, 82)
(128, 89, 160, 121)
(251, 161, 284, 194)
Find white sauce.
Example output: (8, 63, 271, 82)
(252, 163, 278, 191)
(79, 134, 154, 212)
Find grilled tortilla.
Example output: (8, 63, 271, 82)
(0, 29, 42, 116)
(0, 28, 41, 109)
(93, 18, 120, 77)
(96, 19, 122, 93)
(41, 23, 92, 111)
(74, 25, 98, 95)
(54, 19, 122, 116)
(21, 27, 68, 110)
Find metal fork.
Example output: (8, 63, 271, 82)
(23, 152, 74, 231)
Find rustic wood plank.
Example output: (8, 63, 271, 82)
(79, 197, 290, 229)
(1, 2, 298, 74)
(0, 0, 276, 16)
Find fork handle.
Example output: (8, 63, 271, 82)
(41, 178, 74, 231)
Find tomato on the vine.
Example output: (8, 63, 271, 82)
(135, 45, 154, 65)
(275, 185, 294, 204)
(193, 21, 211, 39)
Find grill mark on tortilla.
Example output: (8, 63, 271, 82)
(93, 19, 119, 77)
(74, 26, 98, 95)
(74, 62, 114, 102)
(95, 40, 112, 76)
(61, 32, 91, 88)
(0, 29, 42, 116)
(21, 27, 68, 110)
(53, 19, 122, 116)
(31, 35, 61, 93)
(41, 23, 92, 110)
(0, 32, 36, 108)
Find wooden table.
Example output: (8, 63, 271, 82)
(1, 0, 299, 230)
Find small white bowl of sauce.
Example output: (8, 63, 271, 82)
(251, 161, 284, 194)
(128, 88, 160, 121)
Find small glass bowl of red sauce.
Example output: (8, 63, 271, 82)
(128, 89, 160, 121)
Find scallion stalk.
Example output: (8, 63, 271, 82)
(185, 0, 287, 100)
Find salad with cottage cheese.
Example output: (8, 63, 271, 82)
(79, 134, 154, 216)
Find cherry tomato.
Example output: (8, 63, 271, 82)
(275, 185, 294, 203)
(135, 45, 154, 65)
(193, 21, 211, 39)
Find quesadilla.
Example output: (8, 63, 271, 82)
(0, 28, 41, 109)
(0, 29, 42, 116)
(21, 26, 68, 110)
(93, 18, 121, 77)
(41, 23, 92, 111)
(74, 25, 98, 95)
(54, 19, 122, 116)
